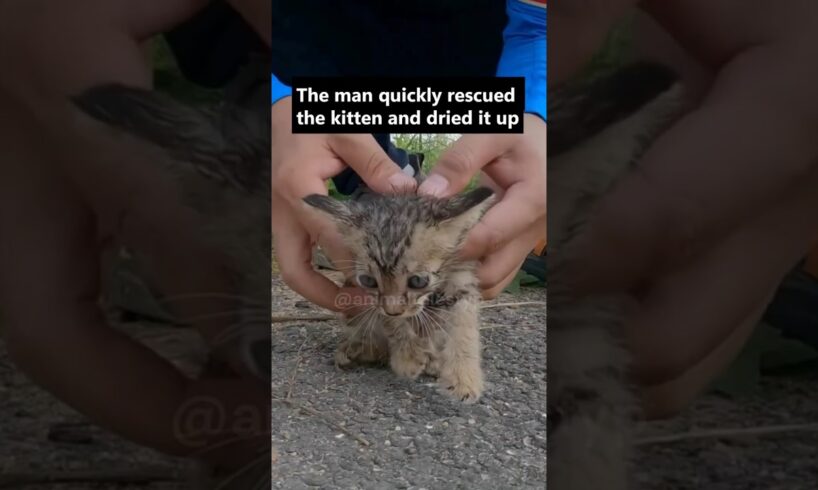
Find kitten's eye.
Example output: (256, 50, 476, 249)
(407, 275, 429, 289)
(357, 274, 378, 289)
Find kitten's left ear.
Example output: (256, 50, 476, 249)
(303, 194, 355, 226)
(435, 186, 495, 233)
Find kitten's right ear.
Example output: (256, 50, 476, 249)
(71, 84, 269, 192)
(548, 62, 678, 156)
(302, 194, 355, 225)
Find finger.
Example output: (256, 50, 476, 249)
(477, 224, 544, 291)
(272, 209, 342, 311)
(419, 134, 514, 197)
(329, 134, 417, 194)
(127, 0, 210, 38)
(481, 259, 525, 300)
(625, 170, 818, 385)
(461, 184, 545, 260)
(566, 48, 818, 294)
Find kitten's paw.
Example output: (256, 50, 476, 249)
(335, 338, 388, 369)
(439, 366, 484, 403)
(390, 350, 427, 380)
(424, 358, 442, 377)
(334, 346, 355, 369)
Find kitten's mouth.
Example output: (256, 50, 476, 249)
(378, 306, 423, 318)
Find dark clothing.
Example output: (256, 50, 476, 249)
(270, 0, 507, 82)
(270, 0, 507, 193)
(164, 1, 268, 88)
(165, 1, 509, 194)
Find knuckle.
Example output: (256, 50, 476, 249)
(480, 268, 507, 292)
(441, 144, 478, 176)
(481, 285, 502, 300)
(481, 224, 505, 255)
(362, 150, 392, 179)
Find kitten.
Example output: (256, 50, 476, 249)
(304, 186, 494, 403)
(547, 62, 686, 489)
(72, 85, 272, 490)
(72, 84, 273, 381)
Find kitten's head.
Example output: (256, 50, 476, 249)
(71, 83, 272, 380)
(305, 188, 494, 317)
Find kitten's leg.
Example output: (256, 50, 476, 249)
(335, 324, 389, 368)
(424, 332, 446, 377)
(436, 300, 484, 403)
(547, 301, 634, 490)
(388, 325, 430, 380)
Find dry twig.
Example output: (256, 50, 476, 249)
(271, 314, 335, 323)
(271, 302, 545, 325)
(635, 423, 818, 446)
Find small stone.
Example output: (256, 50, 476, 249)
(302, 474, 328, 487)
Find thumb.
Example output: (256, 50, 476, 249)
(329, 134, 417, 194)
(418, 134, 514, 197)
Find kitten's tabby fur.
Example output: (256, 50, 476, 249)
(548, 62, 686, 489)
(305, 186, 493, 403)
(72, 86, 275, 490)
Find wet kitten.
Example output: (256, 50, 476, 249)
(547, 62, 686, 489)
(72, 85, 272, 490)
(304, 186, 494, 403)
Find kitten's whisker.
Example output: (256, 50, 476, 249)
(421, 309, 450, 341)
(346, 306, 375, 325)
(424, 307, 450, 326)
(157, 292, 262, 305)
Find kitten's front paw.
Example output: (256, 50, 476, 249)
(439, 365, 484, 403)
(424, 357, 442, 377)
(390, 349, 427, 380)
(335, 338, 388, 369)
(334, 344, 355, 369)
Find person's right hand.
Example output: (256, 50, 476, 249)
(270, 97, 417, 310)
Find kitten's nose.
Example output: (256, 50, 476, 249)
(381, 296, 405, 316)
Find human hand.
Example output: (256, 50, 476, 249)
(0, 0, 268, 466)
(418, 114, 546, 299)
(270, 97, 418, 310)
(550, 2, 818, 408)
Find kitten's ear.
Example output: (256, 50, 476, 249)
(435, 186, 495, 233)
(71, 84, 269, 192)
(303, 194, 355, 225)
(548, 62, 678, 156)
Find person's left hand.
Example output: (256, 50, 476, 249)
(418, 114, 546, 298)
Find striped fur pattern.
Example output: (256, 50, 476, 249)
(72, 84, 273, 384)
(305, 187, 494, 403)
(547, 62, 686, 489)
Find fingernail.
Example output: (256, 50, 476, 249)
(388, 172, 416, 192)
(418, 174, 449, 197)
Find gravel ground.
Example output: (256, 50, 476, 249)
(271, 274, 548, 490)
(2, 273, 816, 489)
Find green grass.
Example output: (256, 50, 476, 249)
(575, 16, 634, 84)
